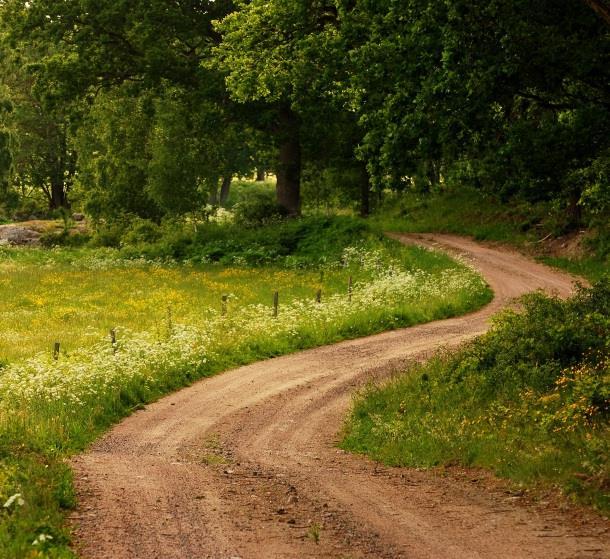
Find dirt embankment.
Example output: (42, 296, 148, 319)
(71, 234, 609, 559)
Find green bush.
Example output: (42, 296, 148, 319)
(343, 280, 610, 512)
(90, 214, 373, 268)
(232, 188, 287, 226)
(120, 217, 162, 245)
(39, 230, 91, 247)
(89, 219, 129, 248)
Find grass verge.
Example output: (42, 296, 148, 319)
(375, 188, 609, 283)
(342, 280, 610, 514)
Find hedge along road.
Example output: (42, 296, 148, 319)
(71, 234, 610, 559)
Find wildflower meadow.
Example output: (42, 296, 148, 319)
(0, 233, 491, 557)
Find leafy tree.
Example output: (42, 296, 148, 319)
(75, 88, 160, 221)
(1, 0, 260, 217)
(214, 0, 372, 216)
(343, 0, 610, 224)
(0, 34, 78, 211)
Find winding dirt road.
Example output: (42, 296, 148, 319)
(71, 234, 610, 559)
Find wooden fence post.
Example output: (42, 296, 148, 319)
(53, 342, 60, 360)
(348, 275, 353, 302)
(110, 328, 117, 353)
(273, 291, 279, 317)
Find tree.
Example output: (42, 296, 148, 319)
(342, 0, 610, 221)
(214, 0, 367, 216)
(0, 33, 78, 210)
(1, 0, 259, 217)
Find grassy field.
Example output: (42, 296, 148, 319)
(0, 250, 372, 362)
(342, 281, 610, 514)
(0, 217, 492, 558)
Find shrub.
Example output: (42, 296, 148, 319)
(232, 189, 287, 227)
(120, 217, 162, 245)
(39, 230, 91, 247)
(343, 280, 610, 511)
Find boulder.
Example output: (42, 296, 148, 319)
(0, 225, 41, 246)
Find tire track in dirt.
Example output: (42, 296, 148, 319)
(71, 234, 609, 559)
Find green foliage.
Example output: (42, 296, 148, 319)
(343, 281, 610, 512)
(4, 0, 607, 221)
(232, 188, 287, 226)
(342, 0, 610, 218)
(214, 1, 342, 105)
(39, 229, 90, 248)
(104, 215, 371, 267)
(75, 89, 162, 221)
(2, 0, 267, 220)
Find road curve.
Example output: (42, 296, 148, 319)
(71, 234, 609, 559)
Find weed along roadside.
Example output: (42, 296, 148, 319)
(343, 277, 610, 514)
(0, 220, 492, 558)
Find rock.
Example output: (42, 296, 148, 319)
(0, 225, 41, 246)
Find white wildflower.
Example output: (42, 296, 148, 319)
(3, 493, 25, 508)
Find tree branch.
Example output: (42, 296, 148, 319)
(582, 0, 610, 26)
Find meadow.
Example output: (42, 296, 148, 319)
(0, 249, 373, 362)
(0, 217, 492, 558)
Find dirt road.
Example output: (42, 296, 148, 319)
(71, 234, 609, 559)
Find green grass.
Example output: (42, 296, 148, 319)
(375, 188, 609, 283)
(0, 253, 368, 362)
(0, 216, 492, 558)
(541, 256, 609, 284)
(342, 281, 610, 514)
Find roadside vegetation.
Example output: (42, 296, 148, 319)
(0, 215, 491, 558)
(343, 280, 610, 513)
(376, 188, 609, 283)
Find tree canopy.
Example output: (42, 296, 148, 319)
(0, 0, 607, 222)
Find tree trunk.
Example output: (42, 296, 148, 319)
(219, 175, 232, 206)
(49, 126, 71, 210)
(50, 179, 68, 210)
(358, 163, 370, 218)
(566, 189, 583, 229)
(276, 106, 301, 217)
(256, 168, 265, 182)
(208, 177, 220, 205)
